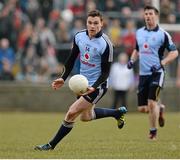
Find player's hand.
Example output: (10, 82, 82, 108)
(150, 65, 161, 73)
(52, 78, 64, 90)
(127, 60, 134, 69)
(81, 87, 95, 96)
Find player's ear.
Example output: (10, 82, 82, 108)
(101, 21, 103, 27)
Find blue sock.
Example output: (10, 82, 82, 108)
(149, 128, 157, 135)
(93, 108, 120, 120)
(49, 120, 73, 148)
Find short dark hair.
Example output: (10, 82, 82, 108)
(144, 5, 159, 15)
(87, 10, 103, 21)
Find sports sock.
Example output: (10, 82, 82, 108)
(93, 108, 120, 120)
(49, 120, 74, 148)
(149, 128, 157, 135)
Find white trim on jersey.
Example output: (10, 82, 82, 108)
(102, 33, 113, 62)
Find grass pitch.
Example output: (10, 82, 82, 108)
(0, 112, 180, 159)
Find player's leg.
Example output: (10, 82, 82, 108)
(157, 100, 165, 127)
(155, 72, 165, 127)
(148, 72, 165, 139)
(138, 106, 149, 113)
(80, 103, 127, 123)
(34, 96, 93, 150)
(137, 75, 159, 139)
(147, 98, 159, 140)
(137, 75, 149, 114)
(80, 104, 95, 121)
(82, 87, 127, 129)
(148, 85, 162, 139)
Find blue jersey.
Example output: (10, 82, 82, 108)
(136, 26, 177, 75)
(74, 30, 113, 86)
(61, 29, 113, 88)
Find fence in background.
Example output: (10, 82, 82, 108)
(0, 82, 179, 112)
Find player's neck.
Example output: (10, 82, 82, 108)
(146, 24, 158, 30)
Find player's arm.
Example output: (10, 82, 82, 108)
(92, 42, 113, 89)
(61, 39, 79, 81)
(130, 49, 139, 62)
(92, 62, 111, 89)
(161, 32, 179, 67)
(127, 40, 139, 69)
(161, 50, 178, 66)
(52, 38, 79, 90)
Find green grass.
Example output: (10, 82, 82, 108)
(0, 112, 180, 159)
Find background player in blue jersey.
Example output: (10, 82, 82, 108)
(127, 5, 178, 140)
(34, 10, 127, 151)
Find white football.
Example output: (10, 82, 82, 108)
(68, 74, 88, 95)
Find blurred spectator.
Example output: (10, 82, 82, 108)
(108, 18, 121, 47)
(117, 0, 131, 11)
(167, 13, 176, 24)
(18, 22, 33, 52)
(34, 17, 56, 54)
(160, 0, 175, 23)
(142, 0, 152, 6)
(120, 6, 132, 26)
(55, 20, 71, 44)
(70, 18, 85, 39)
(38, 24, 56, 51)
(53, 0, 65, 10)
(109, 53, 135, 109)
(34, 17, 46, 35)
(136, 8, 145, 28)
(66, 0, 85, 16)
(104, 0, 118, 11)
(16, 42, 40, 82)
(38, 0, 53, 21)
(25, 1, 40, 24)
(0, 0, 27, 51)
(86, 0, 97, 12)
(172, 32, 180, 50)
(48, 9, 60, 30)
(121, 19, 136, 56)
(0, 0, 179, 83)
(0, 38, 15, 80)
(42, 39, 59, 80)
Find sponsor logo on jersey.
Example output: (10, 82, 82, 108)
(84, 53, 90, 61)
(141, 42, 152, 54)
(143, 43, 149, 50)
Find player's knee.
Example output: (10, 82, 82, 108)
(148, 100, 156, 110)
(138, 107, 145, 113)
(66, 109, 77, 121)
(138, 106, 149, 113)
(80, 114, 91, 122)
(80, 116, 89, 122)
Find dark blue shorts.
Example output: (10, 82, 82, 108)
(78, 82, 108, 104)
(138, 72, 165, 106)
